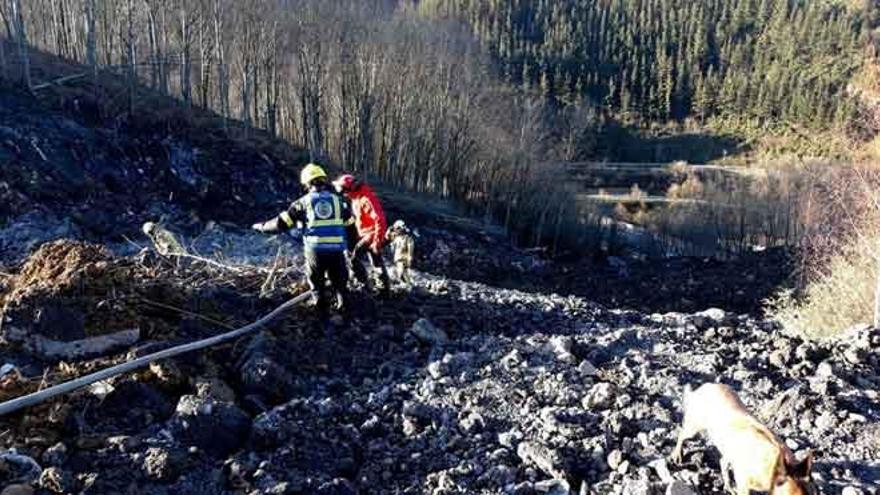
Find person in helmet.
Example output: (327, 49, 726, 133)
(332, 174, 391, 295)
(387, 219, 415, 287)
(142, 221, 186, 256)
(253, 163, 352, 326)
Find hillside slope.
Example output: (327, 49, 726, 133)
(0, 51, 876, 495)
(0, 79, 305, 263)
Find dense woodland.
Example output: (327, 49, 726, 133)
(417, 0, 876, 127)
(0, 0, 877, 251)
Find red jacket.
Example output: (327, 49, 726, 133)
(346, 184, 387, 250)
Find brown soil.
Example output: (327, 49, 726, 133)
(1, 240, 288, 347)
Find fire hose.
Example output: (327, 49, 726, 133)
(0, 291, 313, 417)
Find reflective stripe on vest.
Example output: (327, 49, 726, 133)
(304, 191, 346, 252)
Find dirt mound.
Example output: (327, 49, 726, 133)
(1, 240, 147, 343)
(1, 239, 303, 358)
(9, 240, 116, 300)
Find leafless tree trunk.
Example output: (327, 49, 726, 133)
(125, 0, 137, 115)
(85, 0, 97, 86)
(0, 27, 6, 81)
(178, 0, 192, 105)
(297, 41, 325, 160)
(11, 0, 29, 90)
(197, 11, 212, 109)
(146, 0, 160, 90)
(213, 0, 228, 122)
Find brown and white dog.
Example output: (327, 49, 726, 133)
(671, 383, 814, 495)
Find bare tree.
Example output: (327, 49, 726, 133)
(145, 0, 165, 92)
(0, 0, 8, 80)
(85, 0, 97, 86)
(124, 0, 137, 114)
(10, 0, 30, 90)
(212, 0, 228, 121)
(178, 0, 192, 105)
(296, 39, 326, 159)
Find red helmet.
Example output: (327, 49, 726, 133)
(333, 174, 357, 193)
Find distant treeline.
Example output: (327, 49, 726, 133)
(416, 0, 875, 128)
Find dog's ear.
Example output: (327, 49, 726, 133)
(787, 450, 813, 478)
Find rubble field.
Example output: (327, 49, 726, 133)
(0, 238, 877, 495)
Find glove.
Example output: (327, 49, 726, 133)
(252, 222, 267, 232)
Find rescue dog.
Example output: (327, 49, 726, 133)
(671, 383, 813, 495)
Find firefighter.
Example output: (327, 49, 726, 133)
(332, 174, 391, 295)
(252, 163, 352, 327)
(142, 221, 186, 256)
(387, 220, 415, 287)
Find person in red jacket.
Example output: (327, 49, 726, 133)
(333, 174, 391, 294)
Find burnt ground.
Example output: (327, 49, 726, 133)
(0, 240, 876, 495)
(0, 64, 877, 495)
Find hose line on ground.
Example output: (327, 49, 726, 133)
(0, 291, 313, 417)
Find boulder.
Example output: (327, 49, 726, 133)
(168, 395, 250, 456)
(582, 383, 615, 410)
(410, 319, 449, 345)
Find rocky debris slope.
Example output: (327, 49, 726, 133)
(0, 85, 306, 265)
(0, 244, 877, 494)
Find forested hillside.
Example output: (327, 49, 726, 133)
(3, 0, 878, 254)
(416, 0, 875, 128)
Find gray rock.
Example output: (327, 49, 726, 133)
(814, 411, 836, 431)
(195, 378, 237, 403)
(460, 411, 485, 434)
(0, 451, 42, 484)
(582, 383, 615, 410)
(142, 447, 184, 481)
(0, 485, 33, 495)
(665, 480, 698, 495)
(517, 441, 568, 480)
(577, 360, 598, 377)
(621, 477, 651, 495)
(402, 418, 419, 437)
(168, 395, 250, 456)
(499, 429, 523, 448)
(534, 478, 570, 495)
(410, 319, 449, 345)
(550, 336, 577, 364)
(607, 449, 624, 470)
(691, 308, 729, 329)
(41, 443, 67, 467)
(239, 355, 295, 401)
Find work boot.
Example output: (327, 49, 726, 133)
(378, 271, 391, 297)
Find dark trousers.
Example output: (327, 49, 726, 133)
(304, 250, 349, 320)
(349, 242, 390, 291)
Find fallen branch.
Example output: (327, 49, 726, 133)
(260, 246, 283, 297)
(0, 291, 312, 417)
(21, 328, 140, 360)
(166, 252, 248, 274)
(31, 72, 88, 91)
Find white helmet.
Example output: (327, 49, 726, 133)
(392, 220, 406, 230)
(142, 222, 157, 235)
